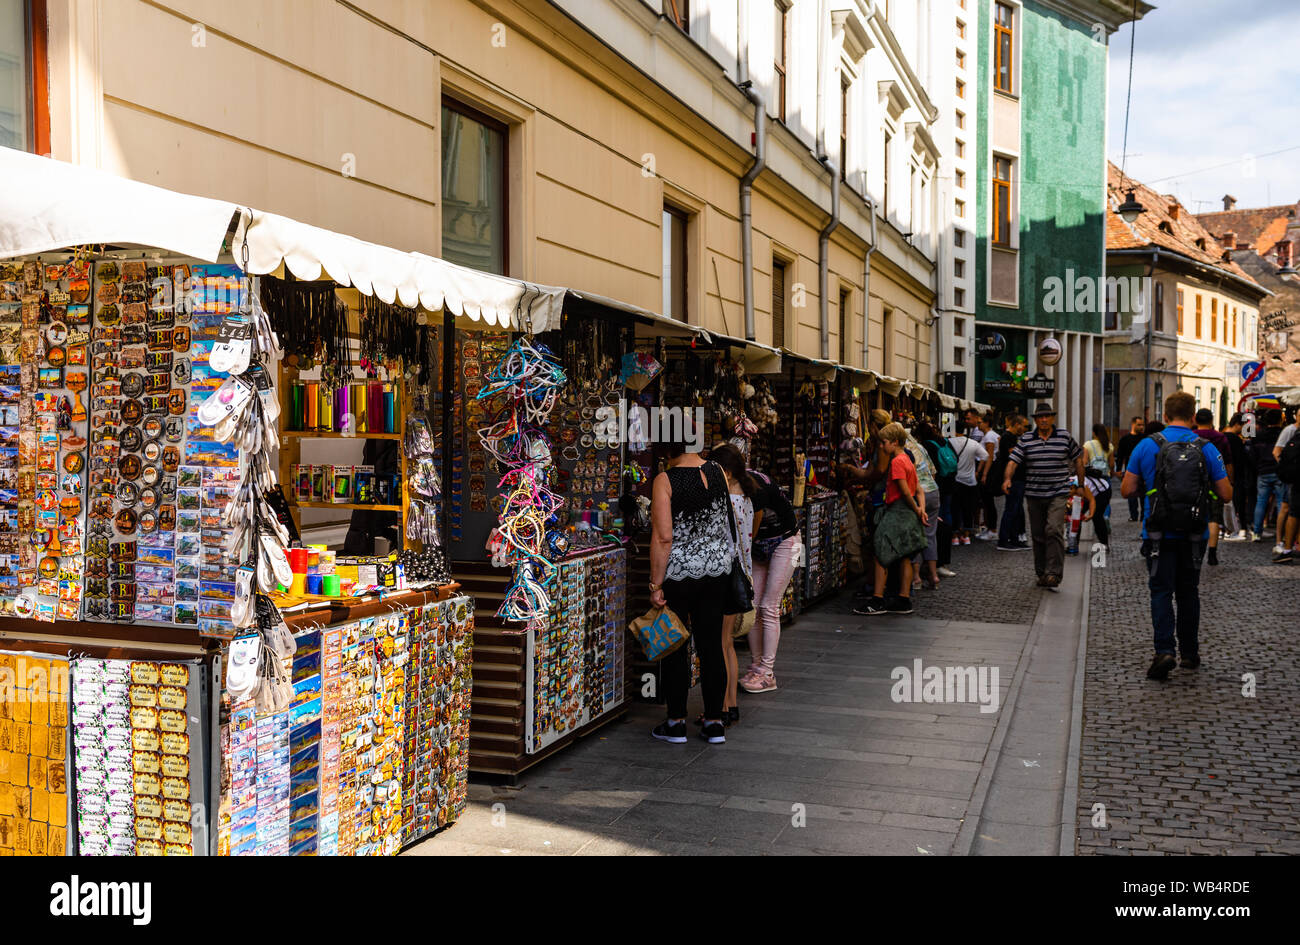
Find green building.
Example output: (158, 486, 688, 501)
(952, 0, 1149, 436)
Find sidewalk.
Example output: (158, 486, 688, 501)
(1073, 518, 1300, 855)
(408, 533, 1074, 856)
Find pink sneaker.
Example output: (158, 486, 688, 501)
(961, 535, 971, 545)
(741, 672, 778, 694)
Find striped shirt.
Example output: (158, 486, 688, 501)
(1009, 427, 1082, 499)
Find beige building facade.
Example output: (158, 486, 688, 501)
(30, 0, 943, 381)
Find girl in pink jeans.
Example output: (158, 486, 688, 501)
(741, 468, 800, 694)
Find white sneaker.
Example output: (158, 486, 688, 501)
(1227, 530, 1248, 542)
(1018, 534, 1028, 543)
(976, 529, 996, 541)
(1273, 543, 1286, 555)
(937, 566, 958, 578)
(1251, 532, 1263, 542)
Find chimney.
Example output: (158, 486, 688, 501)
(1223, 194, 1237, 211)
(1221, 231, 1236, 249)
(1278, 240, 1294, 271)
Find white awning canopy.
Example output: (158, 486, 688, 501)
(0, 147, 566, 332)
(0, 145, 238, 262)
(230, 208, 566, 332)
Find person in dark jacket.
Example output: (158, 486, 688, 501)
(1115, 417, 1145, 521)
(1222, 413, 1253, 541)
(1251, 408, 1286, 541)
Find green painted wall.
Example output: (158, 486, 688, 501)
(976, 0, 1110, 335)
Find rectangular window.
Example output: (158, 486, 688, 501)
(1195, 294, 1202, 338)
(956, 19, 966, 39)
(956, 78, 966, 99)
(954, 346, 966, 367)
(441, 98, 508, 275)
(839, 288, 851, 364)
(1154, 281, 1164, 333)
(953, 229, 966, 249)
(840, 76, 849, 182)
(663, 205, 689, 321)
(883, 131, 892, 212)
(1103, 372, 1120, 429)
(1176, 288, 1184, 335)
(955, 138, 965, 158)
(954, 259, 965, 279)
(2, 0, 47, 153)
(955, 169, 966, 188)
(955, 111, 965, 130)
(955, 199, 965, 218)
(954, 287, 965, 307)
(956, 49, 966, 69)
(774, 2, 788, 121)
(772, 258, 787, 349)
(994, 2, 1015, 94)
(992, 156, 1012, 247)
(1195, 386, 1202, 408)
(666, 0, 689, 32)
(1154, 381, 1164, 415)
(1211, 298, 1217, 341)
(1232, 307, 1237, 347)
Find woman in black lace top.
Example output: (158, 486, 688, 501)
(648, 422, 732, 745)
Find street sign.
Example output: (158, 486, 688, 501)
(1239, 361, 1266, 394)
(1025, 372, 1055, 397)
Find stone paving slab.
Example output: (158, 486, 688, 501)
(407, 531, 1055, 856)
(1074, 517, 1300, 855)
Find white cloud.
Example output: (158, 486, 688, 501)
(1108, 0, 1300, 212)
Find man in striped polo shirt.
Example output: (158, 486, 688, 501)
(1000, 401, 1085, 588)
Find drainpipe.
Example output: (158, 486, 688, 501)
(818, 157, 840, 360)
(861, 197, 879, 368)
(739, 83, 766, 341)
(1143, 249, 1156, 422)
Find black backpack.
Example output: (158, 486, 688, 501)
(1147, 432, 1210, 536)
(1278, 434, 1300, 485)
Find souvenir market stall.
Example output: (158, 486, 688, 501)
(0, 147, 558, 853)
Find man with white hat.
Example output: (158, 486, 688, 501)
(1000, 401, 1086, 588)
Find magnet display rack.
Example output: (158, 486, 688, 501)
(276, 326, 411, 539)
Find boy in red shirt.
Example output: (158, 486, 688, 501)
(854, 423, 928, 615)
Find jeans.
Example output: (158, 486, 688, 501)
(1147, 538, 1206, 656)
(1127, 493, 1141, 521)
(1253, 472, 1287, 534)
(1026, 494, 1068, 579)
(662, 574, 728, 719)
(1092, 491, 1111, 546)
(979, 480, 999, 532)
(998, 480, 1026, 546)
(919, 490, 942, 562)
(748, 533, 799, 674)
(937, 491, 953, 566)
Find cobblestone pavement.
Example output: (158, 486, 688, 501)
(1075, 516, 1300, 855)
(819, 508, 1042, 626)
(409, 514, 1052, 856)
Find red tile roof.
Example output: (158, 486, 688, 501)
(1107, 163, 1264, 293)
(1196, 203, 1297, 254)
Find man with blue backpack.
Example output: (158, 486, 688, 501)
(1121, 391, 1232, 681)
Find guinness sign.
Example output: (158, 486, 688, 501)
(976, 332, 1007, 357)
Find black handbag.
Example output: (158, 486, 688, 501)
(719, 468, 755, 616)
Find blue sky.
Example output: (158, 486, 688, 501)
(1107, 0, 1299, 212)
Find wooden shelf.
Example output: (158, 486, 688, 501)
(282, 430, 402, 440)
(291, 501, 403, 512)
